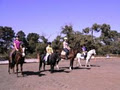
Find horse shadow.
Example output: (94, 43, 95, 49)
(61, 66, 91, 70)
(22, 69, 70, 77)
(40, 68, 71, 74)
(22, 71, 45, 77)
(73, 64, 100, 70)
(74, 67, 91, 70)
(90, 64, 100, 67)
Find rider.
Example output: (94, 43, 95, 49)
(44, 42, 53, 64)
(10, 36, 22, 63)
(82, 44, 87, 59)
(63, 37, 70, 59)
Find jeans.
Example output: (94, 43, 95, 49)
(63, 48, 69, 56)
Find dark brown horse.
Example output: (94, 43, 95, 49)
(57, 48, 78, 70)
(8, 47, 25, 77)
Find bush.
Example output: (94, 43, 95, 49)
(0, 53, 9, 60)
(25, 52, 37, 59)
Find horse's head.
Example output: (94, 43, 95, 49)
(19, 47, 26, 57)
(22, 47, 26, 57)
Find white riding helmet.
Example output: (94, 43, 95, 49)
(64, 37, 68, 40)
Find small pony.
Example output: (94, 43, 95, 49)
(8, 47, 26, 77)
(76, 49, 96, 67)
(39, 52, 60, 73)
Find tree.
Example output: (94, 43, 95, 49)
(61, 25, 74, 39)
(36, 35, 48, 55)
(82, 27, 90, 34)
(0, 26, 15, 53)
(39, 35, 48, 44)
(27, 33, 39, 53)
(83, 23, 100, 39)
(52, 35, 62, 50)
(16, 30, 28, 47)
(100, 24, 111, 45)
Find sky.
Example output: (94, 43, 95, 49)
(0, 0, 120, 41)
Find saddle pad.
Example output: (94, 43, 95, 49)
(61, 50, 66, 55)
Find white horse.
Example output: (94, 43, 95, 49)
(76, 49, 96, 67)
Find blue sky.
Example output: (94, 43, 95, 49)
(0, 0, 120, 41)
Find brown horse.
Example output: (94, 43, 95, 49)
(8, 47, 25, 77)
(57, 48, 78, 70)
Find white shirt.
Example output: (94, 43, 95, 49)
(63, 41, 68, 49)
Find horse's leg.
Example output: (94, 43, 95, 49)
(20, 63, 23, 76)
(16, 63, 19, 77)
(39, 60, 42, 73)
(8, 59, 11, 74)
(86, 56, 92, 67)
(56, 58, 60, 70)
(88, 59, 91, 67)
(13, 66, 15, 74)
(56, 64, 59, 70)
(85, 58, 88, 67)
(75, 58, 78, 66)
(50, 64, 54, 73)
(78, 58, 82, 67)
(8, 62, 10, 74)
(69, 58, 74, 70)
(85, 56, 91, 67)
(43, 63, 46, 71)
(69, 60, 72, 70)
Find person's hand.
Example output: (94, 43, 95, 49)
(16, 49, 18, 51)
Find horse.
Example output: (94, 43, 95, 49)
(39, 52, 60, 73)
(8, 47, 26, 77)
(76, 49, 96, 67)
(58, 48, 78, 70)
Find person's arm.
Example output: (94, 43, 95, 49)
(66, 42, 70, 50)
(46, 47, 49, 53)
(14, 42, 18, 51)
(51, 48, 53, 53)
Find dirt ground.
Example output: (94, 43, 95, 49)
(0, 57, 120, 90)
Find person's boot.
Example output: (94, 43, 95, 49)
(45, 61, 47, 64)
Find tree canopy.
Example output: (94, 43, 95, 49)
(0, 23, 120, 58)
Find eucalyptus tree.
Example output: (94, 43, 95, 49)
(83, 23, 100, 39)
(61, 25, 77, 48)
(61, 25, 74, 40)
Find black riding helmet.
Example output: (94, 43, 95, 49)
(47, 42, 51, 45)
(14, 35, 20, 40)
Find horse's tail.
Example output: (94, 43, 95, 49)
(9, 55, 15, 69)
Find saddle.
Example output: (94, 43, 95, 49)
(43, 54, 51, 65)
(61, 50, 69, 59)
